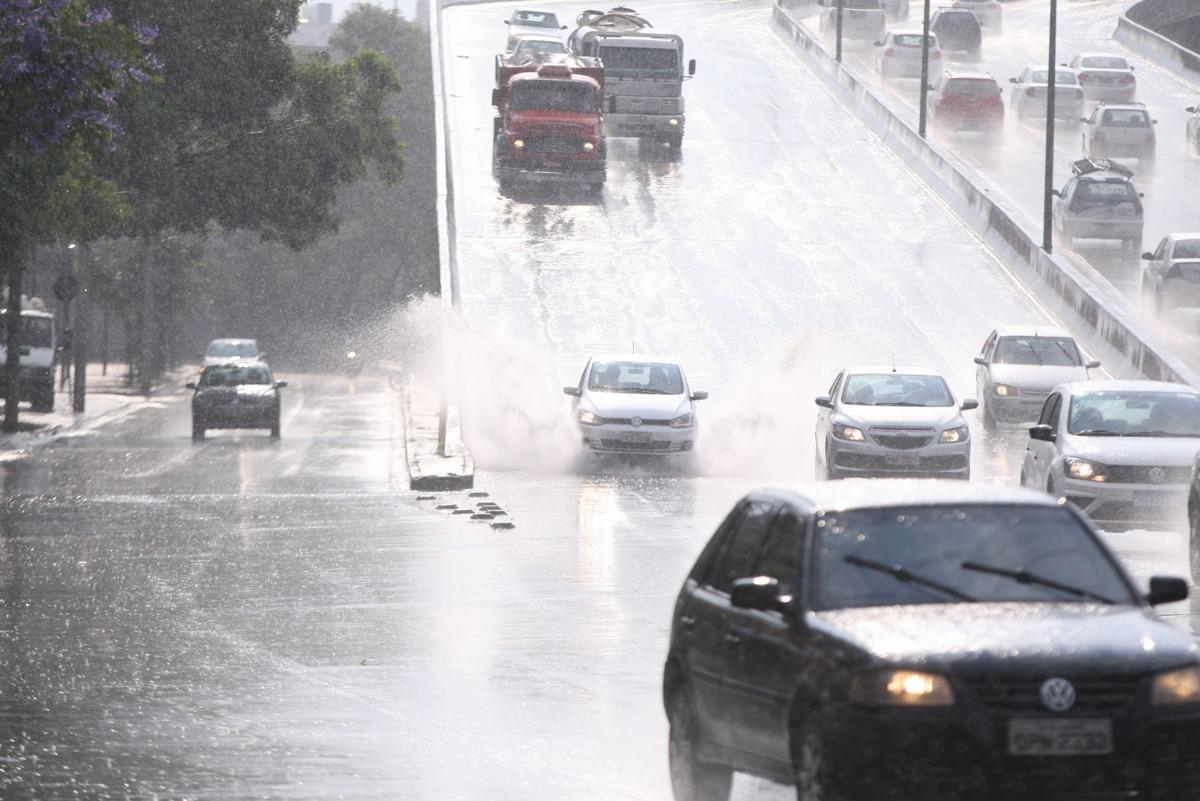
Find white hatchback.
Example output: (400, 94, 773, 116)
(1021, 381, 1200, 528)
(875, 30, 942, 80)
(564, 355, 707, 455)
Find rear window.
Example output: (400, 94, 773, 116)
(1101, 109, 1150, 127)
(946, 79, 999, 97)
(936, 11, 979, 29)
(1031, 70, 1078, 85)
(1081, 56, 1130, 70)
(1075, 180, 1138, 204)
(893, 34, 933, 47)
(1174, 240, 1200, 259)
(513, 11, 559, 28)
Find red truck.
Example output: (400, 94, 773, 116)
(491, 57, 607, 192)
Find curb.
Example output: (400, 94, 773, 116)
(772, 1, 1200, 388)
(401, 383, 474, 491)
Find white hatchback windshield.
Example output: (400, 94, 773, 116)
(589, 361, 684, 395)
(842, 374, 954, 407)
(1068, 391, 1200, 437)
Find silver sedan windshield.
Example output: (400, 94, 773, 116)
(842, 373, 954, 407)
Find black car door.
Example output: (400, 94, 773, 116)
(722, 507, 807, 766)
(684, 499, 776, 753)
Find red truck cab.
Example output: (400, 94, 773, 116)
(492, 60, 607, 192)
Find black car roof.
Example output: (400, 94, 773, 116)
(749, 481, 1062, 516)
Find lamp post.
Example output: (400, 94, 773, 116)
(835, 0, 845, 63)
(918, 0, 932, 137)
(1042, 0, 1059, 253)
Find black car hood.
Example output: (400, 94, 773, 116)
(809, 603, 1197, 676)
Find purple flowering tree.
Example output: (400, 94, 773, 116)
(0, 0, 157, 430)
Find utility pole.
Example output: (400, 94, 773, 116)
(835, 0, 845, 63)
(72, 244, 89, 413)
(919, 0, 932, 138)
(1042, 0, 1059, 253)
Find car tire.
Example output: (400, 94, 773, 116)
(667, 134, 683, 155)
(793, 729, 837, 801)
(31, 383, 54, 413)
(1190, 494, 1200, 585)
(270, 412, 281, 439)
(667, 692, 732, 801)
(1047, 477, 1059, 499)
(192, 419, 206, 441)
(982, 400, 997, 431)
(1019, 468, 1029, 488)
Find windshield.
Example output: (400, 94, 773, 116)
(200, 364, 272, 387)
(994, 336, 1081, 366)
(1031, 70, 1078, 85)
(946, 79, 998, 97)
(207, 341, 258, 358)
(1082, 56, 1130, 70)
(1176, 240, 1200, 259)
(936, 12, 979, 30)
(842, 373, 954, 407)
(597, 45, 679, 79)
(1101, 109, 1151, 127)
(588, 361, 684, 394)
(20, 317, 53, 349)
(510, 80, 595, 112)
(1068, 391, 1200, 437)
(513, 11, 559, 28)
(813, 505, 1133, 610)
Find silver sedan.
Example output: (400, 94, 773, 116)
(974, 326, 1099, 428)
(815, 367, 977, 480)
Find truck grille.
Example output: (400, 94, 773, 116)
(526, 136, 582, 154)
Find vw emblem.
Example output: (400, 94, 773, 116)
(1148, 467, 1168, 484)
(1040, 678, 1076, 713)
(630, 417, 643, 427)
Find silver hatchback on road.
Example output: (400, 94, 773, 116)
(815, 367, 977, 480)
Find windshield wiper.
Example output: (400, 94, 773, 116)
(1124, 429, 1198, 438)
(1020, 342, 1044, 365)
(1052, 339, 1080, 366)
(844, 554, 977, 602)
(1073, 428, 1124, 436)
(961, 561, 1116, 605)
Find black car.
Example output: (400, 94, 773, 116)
(663, 482, 1197, 801)
(930, 8, 982, 59)
(187, 361, 286, 440)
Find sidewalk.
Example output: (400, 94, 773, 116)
(0, 363, 189, 457)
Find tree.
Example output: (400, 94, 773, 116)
(0, 0, 157, 431)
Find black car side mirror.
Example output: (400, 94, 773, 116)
(186, 381, 197, 390)
(973, 356, 988, 366)
(690, 391, 709, 401)
(1188, 106, 1198, 114)
(1085, 359, 1101, 369)
(1028, 424, 1056, 442)
(815, 395, 833, 409)
(731, 576, 788, 611)
(1147, 576, 1189, 606)
(1051, 189, 1062, 197)
(563, 386, 580, 397)
(1142, 251, 1155, 260)
(688, 59, 697, 77)
(1079, 117, 1088, 124)
(503, 19, 511, 24)
(961, 399, 979, 411)
(874, 40, 885, 47)
(275, 380, 288, 389)
(561, 24, 568, 29)
(1009, 77, 1018, 84)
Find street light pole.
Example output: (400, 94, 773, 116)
(918, 0, 932, 137)
(835, 0, 845, 63)
(1042, 0, 1059, 253)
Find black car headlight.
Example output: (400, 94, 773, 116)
(1153, 666, 1200, 705)
(850, 670, 956, 707)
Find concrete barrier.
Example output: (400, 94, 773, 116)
(1115, 12, 1200, 85)
(773, 1, 1199, 387)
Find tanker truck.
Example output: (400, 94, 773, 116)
(567, 7, 695, 153)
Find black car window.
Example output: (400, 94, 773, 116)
(712, 501, 775, 594)
(812, 504, 1135, 610)
(753, 510, 804, 591)
(201, 365, 271, 387)
(692, 501, 747, 584)
(827, 373, 842, 398)
(1153, 238, 1169, 260)
(1037, 393, 1062, 427)
(1174, 240, 1200, 259)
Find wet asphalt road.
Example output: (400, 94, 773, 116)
(2, 1, 1200, 799)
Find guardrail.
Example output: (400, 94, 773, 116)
(1115, 9, 1200, 84)
(773, 0, 1199, 387)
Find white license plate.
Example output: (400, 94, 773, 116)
(884, 454, 920, 467)
(1008, 718, 1112, 756)
(621, 432, 652, 443)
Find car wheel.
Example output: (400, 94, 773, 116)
(1190, 495, 1200, 585)
(1155, 287, 1175, 315)
(982, 399, 997, 431)
(1019, 468, 1029, 488)
(667, 692, 732, 801)
(270, 411, 281, 439)
(192, 419, 206, 441)
(1047, 477, 1059, 498)
(794, 729, 836, 801)
(667, 134, 683, 154)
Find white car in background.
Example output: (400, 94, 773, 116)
(818, 0, 886, 41)
(202, 338, 260, 367)
(1009, 66, 1084, 122)
(1022, 381, 1200, 528)
(506, 34, 569, 64)
(564, 355, 708, 455)
(1067, 53, 1137, 103)
(974, 326, 1099, 428)
(952, 0, 1002, 32)
(1082, 103, 1157, 166)
(875, 30, 942, 80)
(815, 366, 977, 480)
(503, 8, 566, 50)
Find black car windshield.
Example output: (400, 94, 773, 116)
(1082, 56, 1129, 70)
(842, 373, 954, 407)
(1174, 239, 1200, 259)
(201, 365, 271, 387)
(1068, 391, 1200, 437)
(513, 11, 559, 27)
(510, 80, 595, 112)
(813, 505, 1134, 610)
(994, 336, 1081, 366)
(207, 341, 257, 358)
(588, 361, 684, 394)
(936, 12, 979, 30)
(21, 317, 52, 349)
(597, 45, 678, 79)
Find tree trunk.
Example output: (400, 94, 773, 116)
(138, 230, 154, 396)
(3, 262, 23, 433)
(73, 244, 89, 413)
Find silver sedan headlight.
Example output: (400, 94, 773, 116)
(832, 423, 866, 442)
(939, 426, 969, 444)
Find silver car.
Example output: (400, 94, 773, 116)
(1009, 66, 1083, 122)
(1051, 159, 1144, 252)
(1082, 103, 1157, 166)
(875, 30, 942, 80)
(974, 326, 1099, 428)
(1022, 381, 1200, 528)
(815, 367, 977, 480)
(564, 354, 707, 455)
(1067, 53, 1137, 103)
(1141, 233, 1200, 315)
(504, 8, 566, 51)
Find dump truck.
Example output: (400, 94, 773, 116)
(567, 7, 695, 152)
(492, 57, 607, 191)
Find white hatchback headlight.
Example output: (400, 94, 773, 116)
(993, 384, 1011, 397)
(1153, 667, 1200, 705)
(579, 410, 602, 425)
(1065, 457, 1106, 482)
(670, 413, 695, 429)
(939, 426, 969, 444)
